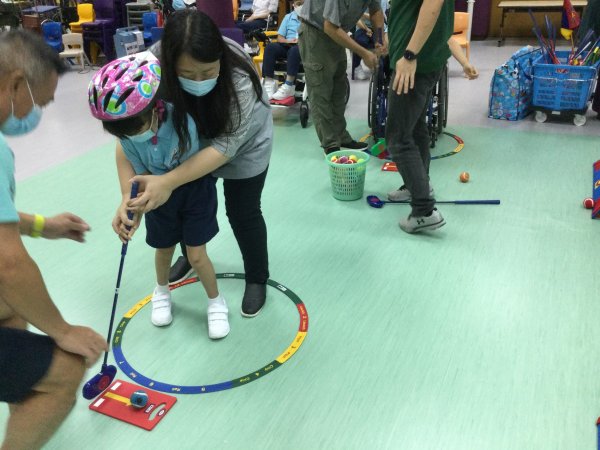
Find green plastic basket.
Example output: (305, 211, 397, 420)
(325, 150, 370, 201)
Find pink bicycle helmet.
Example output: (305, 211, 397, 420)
(88, 51, 161, 121)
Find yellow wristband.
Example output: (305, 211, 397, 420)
(31, 214, 45, 238)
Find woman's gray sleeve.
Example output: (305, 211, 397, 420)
(209, 75, 257, 158)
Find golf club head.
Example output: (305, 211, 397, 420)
(82, 364, 117, 399)
(366, 195, 385, 208)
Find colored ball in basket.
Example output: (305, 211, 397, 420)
(349, 154, 358, 162)
(459, 172, 470, 183)
(338, 156, 348, 164)
(583, 197, 594, 209)
(130, 390, 149, 409)
(330, 156, 338, 163)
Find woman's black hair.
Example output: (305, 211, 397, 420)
(160, 10, 266, 152)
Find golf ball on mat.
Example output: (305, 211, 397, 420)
(130, 390, 148, 409)
(459, 172, 470, 183)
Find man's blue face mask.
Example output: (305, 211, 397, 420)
(0, 79, 43, 136)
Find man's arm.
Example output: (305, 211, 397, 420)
(323, 20, 378, 70)
(0, 221, 107, 365)
(0, 222, 70, 337)
(392, 0, 445, 95)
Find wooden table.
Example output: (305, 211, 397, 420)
(497, 0, 587, 46)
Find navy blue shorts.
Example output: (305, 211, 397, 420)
(145, 176, 219, 248)
(0, 327, 55, 403)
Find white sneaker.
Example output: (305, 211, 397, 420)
(354, 66, 369, 81)
(271, 82, 295, 101)
(387, 184, 435, 202)
(399, 208, 446, 234)
(151, 288, 172, 327)
(263, 78, 277, 100)
(207, 298, 230, 339)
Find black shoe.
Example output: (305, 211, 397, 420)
(168, 256, 194, 285)
(324, 146, 340, 155)
(241, 283, 267, 317)
(341, 140, 368, 151)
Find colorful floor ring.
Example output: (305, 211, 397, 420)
(112, 273, 308, 394)
(360, 132, 464, 160)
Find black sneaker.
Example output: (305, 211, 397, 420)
(241, 283, 267, 317)
(324, 146, 340, 155)
(341, 140, 368, 151)
(168, 256, 194, 285)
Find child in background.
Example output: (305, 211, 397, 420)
(88, 52, 229, 339)
(262, 0, 303, 104)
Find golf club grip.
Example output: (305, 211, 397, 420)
(121, 182, 139, 254)
(125, 182, 139, 226)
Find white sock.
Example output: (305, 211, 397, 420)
(155, 284, 169, 294)
(208, 294, 225, 306)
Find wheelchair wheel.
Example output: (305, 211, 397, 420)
(300, 101, 309, 128)
(368, 73, 376, 128)
(427, 95, 437, 149)
(344, 76, 350, 105)
(437, 64, 448, 134)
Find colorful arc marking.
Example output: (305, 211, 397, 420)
(112, 273, 308, 394)
(362, 132, 464, 160)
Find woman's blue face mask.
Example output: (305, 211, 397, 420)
(178, 76, 219, 97)
(0, 79, 43, 136)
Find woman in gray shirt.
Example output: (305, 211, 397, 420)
(130, 10, 273, 317)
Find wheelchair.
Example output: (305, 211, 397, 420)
(251, 30, 350, 128)
(368, 58, 448, 148)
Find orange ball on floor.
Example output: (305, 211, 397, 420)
(459, 172, 470, 183)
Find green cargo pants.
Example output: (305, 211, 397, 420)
(298, 22, 353, 150)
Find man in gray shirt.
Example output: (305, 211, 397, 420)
(298, 0, 385, 154)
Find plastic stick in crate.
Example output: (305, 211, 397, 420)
(593, 160, 600, 219)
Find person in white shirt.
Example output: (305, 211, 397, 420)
(236, 0, 278, 34)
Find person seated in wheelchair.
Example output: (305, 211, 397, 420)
(236, 0, 278, 35)
(261, 0, 303, 105)
(351, 0, 389, 80)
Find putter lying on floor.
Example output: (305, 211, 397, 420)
(366, 195, 500, 208)
(83, 182, 139, 400)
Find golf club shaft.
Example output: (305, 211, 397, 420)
(102, 182, 139, 367)
(385, 199, 500, 205)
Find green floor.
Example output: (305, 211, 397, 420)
(2, 119, 600, 449)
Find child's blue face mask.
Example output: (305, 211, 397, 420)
(178, 76, 218, 97)
(0, 79, 43, 136)
(126, 111, 156, 143)
(126, 127, 155, 143)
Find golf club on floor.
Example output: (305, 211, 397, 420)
(366, 195, 501, 208)
(82, 182, 139, 400)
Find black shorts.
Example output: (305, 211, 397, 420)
(0, 327, 55, 403)
(145, 176, 219, 249)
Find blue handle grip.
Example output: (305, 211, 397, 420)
(125, 182, 139, 228)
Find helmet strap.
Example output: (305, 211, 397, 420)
(151, 100, 165, 145)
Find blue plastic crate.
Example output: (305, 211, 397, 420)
(532, 51, 599, 111)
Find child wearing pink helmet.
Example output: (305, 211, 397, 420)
(88, 51, 229, 340)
